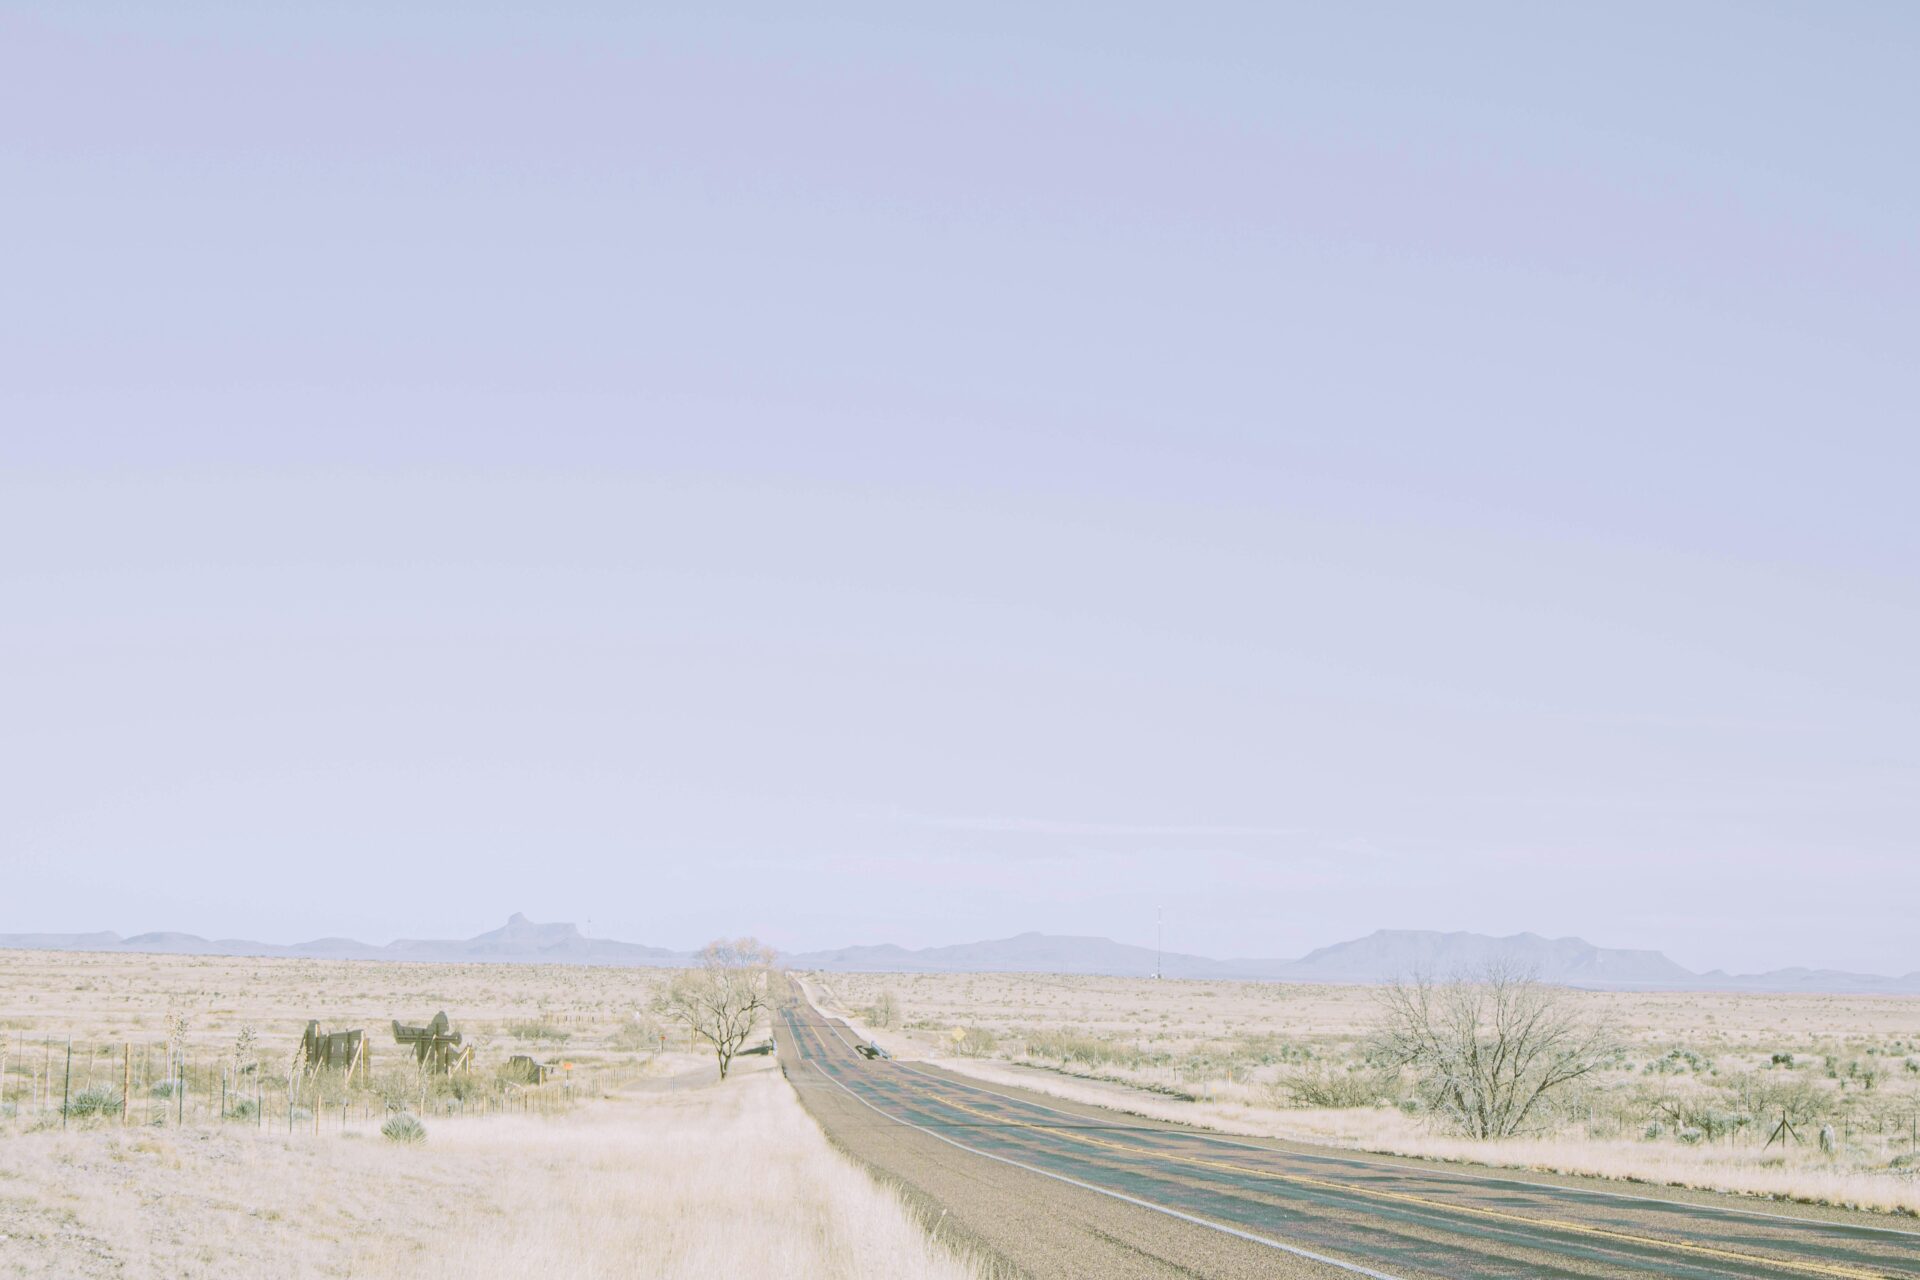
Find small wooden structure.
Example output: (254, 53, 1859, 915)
(393, 1011, 471, 1074)
(300, 1022, 367, 1084)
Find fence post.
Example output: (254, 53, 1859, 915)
(62, 1038, 72, 1129)
(123, 1044, 131, 1127)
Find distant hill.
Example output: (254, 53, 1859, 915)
(3, 919, 1914, 993)
(0, 914, 689, 967)
(1266, 929, 1698, 986)
(792, 928, 1920, 994)
(789, 931, 1234, 979)
(385, 914, 681, 963)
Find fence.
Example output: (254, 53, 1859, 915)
(0, 1033, 648, 1136)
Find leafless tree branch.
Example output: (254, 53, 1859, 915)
(1373, 959, 1616, 1139)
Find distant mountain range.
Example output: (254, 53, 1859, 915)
(3, 917, 1914, 994)
(788, 929, 1920, 993)
(0, 914, 686, 967)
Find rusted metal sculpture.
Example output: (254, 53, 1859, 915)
(392, 1011, 471, 1074)
(300, 1022, 368, 1083)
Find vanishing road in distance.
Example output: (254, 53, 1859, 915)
(779, 989, 1920, 1280)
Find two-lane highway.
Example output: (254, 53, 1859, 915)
(778, 993, 1920, 1280)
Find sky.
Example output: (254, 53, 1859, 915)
(2, 3, 1916, 975)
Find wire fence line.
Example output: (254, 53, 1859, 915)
(0, 1032, 653, 1136)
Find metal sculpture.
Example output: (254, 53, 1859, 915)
(392, 1011, 470, 1074)
(300, 1022, 368, 1083)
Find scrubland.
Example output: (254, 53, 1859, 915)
(0, 947, 677, 1077)
(810, 971, 1920, 1216)
(0, 950, 982, 1279)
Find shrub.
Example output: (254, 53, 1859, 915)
(1024, 1029, 1133, 1070)
(63, 1087, 123, 1118)
(954, 1027, 998, 1058)
(610, 1019, 661, 1053)
(1231, 1032, 1303, 1066)
(382, 1113, 427, 1144)
(1645, 1048, 1710, 1075)
(1842, 1059, 1881, 1091)
(369, 1068, 425, 1110)
(1723, 1072, 1824, 1130)
(507, 1021, 571, 1044)
(1270, 1064, 1395, 1109)
(409, 1069, 487, 1104)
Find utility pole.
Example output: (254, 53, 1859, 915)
(1156, 907, 1163, 981)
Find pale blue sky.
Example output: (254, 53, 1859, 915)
(3, 3, 1915, 973)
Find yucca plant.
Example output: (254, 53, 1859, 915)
(381, 1112, 427, 1144)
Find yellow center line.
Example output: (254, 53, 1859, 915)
(920, 1078, 1889, 1280)
(787, 1008, 1889, 1280)
(929, 1090, 1889, 1280)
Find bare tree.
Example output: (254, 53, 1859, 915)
(867, 990, 900, 1029)
(1374, 960, 1616, 1139)
(662, 938, 778, 1080)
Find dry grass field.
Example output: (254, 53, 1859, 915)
(0, 950, 984, 1280)
(0, 947, 675, 1073)
(808, 971, 1920, 1217)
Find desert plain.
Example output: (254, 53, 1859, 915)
(0, 949, 985, 1280)
(3, 949, 1917, 1280)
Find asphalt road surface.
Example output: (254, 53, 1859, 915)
(778, 992, 1920, 1280)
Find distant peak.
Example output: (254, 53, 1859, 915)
(507, 912, 531, 925)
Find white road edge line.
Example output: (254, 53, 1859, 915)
(803, 1003, 1920, 1243)
(786, 1011, 1411, 1280)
